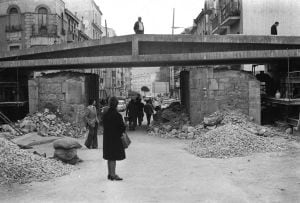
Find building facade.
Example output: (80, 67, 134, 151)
(193, 0, 300, 36)
(64, 0, 102, 39)
(131, 68, 159, 96)
(0, 0, 90, 121)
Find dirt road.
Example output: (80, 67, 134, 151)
(1, 128, 300, 203)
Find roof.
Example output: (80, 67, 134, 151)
(64, 9, 80, 23)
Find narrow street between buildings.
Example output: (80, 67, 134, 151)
(1, 128, 300, 203)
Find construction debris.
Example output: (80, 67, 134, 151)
(0, 138, 74, 185)
(0, 109, 86, 138)
(148, 108, 290, 158)
(188, 123, 287, 158)
(148, 108, 290, 140)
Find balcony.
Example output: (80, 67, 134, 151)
(211, 15, 228, 34)
(5, 25, 22, 33)
(211, 15, 219, 31)
(31, 24, 58, 38)
(220, 1, 240, 26)
(67, 30, 78, 42)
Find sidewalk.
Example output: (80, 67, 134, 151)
(1, 127, 300, 203)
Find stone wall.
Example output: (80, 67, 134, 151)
(189, 67, 261, 124)
(28, 72, 98, 126)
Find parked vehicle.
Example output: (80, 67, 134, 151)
(117, 100, 126, 112)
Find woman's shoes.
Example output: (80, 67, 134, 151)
(107, 174, 123, 181)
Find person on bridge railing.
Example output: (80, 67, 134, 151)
(271, 21, 279, 35)
(134, 16, 144, 34)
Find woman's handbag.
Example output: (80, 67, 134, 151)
(121, 132, 131, 149)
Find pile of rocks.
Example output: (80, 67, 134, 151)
(0, 109, 86, 138)
(0, 138, 74, 185)
(148, 102, 196, 139)
(148, 109, 289, 140)
(188, 123, 287, 159)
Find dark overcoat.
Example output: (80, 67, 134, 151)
(103, 108, 126, 161)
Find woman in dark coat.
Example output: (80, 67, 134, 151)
(103, 97, 126, 181)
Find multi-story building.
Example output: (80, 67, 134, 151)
(131, 68, 159, 96)
(64, 0, 102, 39)
(0, 0, 89, 121)
(194, 0, 300, 36)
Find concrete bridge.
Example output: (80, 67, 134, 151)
(1, 34, 300, 70)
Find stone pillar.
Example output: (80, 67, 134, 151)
(28, 79, 39, 113)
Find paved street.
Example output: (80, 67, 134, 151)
(1, 127, 300, 203)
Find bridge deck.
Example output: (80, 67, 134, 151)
(1, 34, 300, 69)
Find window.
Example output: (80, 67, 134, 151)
(38, 7, 48, 27)
(9, 45, 21, 51)
(7, 7, 21, 32)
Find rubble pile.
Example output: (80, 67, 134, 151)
(149, 108, 290, 140)
(188, 124, 287, 158)
(0, 110, 86, 138)
(220, 110, 287, 138)
(0, 138, 74, 185)
(148, 102, 195, 139)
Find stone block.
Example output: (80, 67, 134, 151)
(40, 83, 62, 93)
(209, 79, 218, 90)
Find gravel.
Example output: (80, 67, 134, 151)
(0, 138, 74, 185)
(188, 124, 288, 159)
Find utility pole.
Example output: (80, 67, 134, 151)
(172, 8, 175, 35)
(171, 8, 184, 35)
(105, 19, 108, 37)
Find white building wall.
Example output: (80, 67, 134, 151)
(242, 0, 300, 36)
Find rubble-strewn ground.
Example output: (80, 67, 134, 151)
(148, 104, 294, 158)
(0, 138, 74, 185)
(0, 109, 86, 138)
(188, 123, 288, 158)
(0, 132, 299, 203)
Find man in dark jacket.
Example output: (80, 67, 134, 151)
(126, 98, 138, 130)
(144, 99, 154, 126)
(134, 17, 144, 34)
(136, 97, 144, 126)
(271, 22, 279, 35)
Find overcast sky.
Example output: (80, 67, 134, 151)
(96, 0, 205, 36)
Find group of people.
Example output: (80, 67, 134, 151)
(126, 96, 154, 130)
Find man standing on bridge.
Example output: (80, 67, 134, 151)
(134, 17, 144, 34)
(271, 21, 279, 35)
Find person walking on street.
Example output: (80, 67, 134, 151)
(144, 99, 154, 126)
(134, 17, 144, 34)
(126, 98, 138, 130)
(136, 97, 144, 126)
(103, 97, 126, 181)
(271, 21, 279, 35)
(84, 99, 99, 149)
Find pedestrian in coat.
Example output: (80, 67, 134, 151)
(271, 21, 279, 35)
(144, 99, 154, 126)
(136, 97, 144, 126)
(126, 98, 138, 130)
(134, 17, 144, 34)
(84, 99, 99, 149)
(103, 97, 126, 181)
